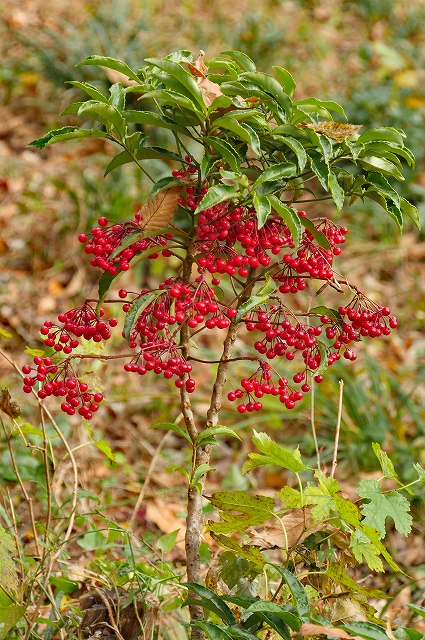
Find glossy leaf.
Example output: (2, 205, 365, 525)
(29, 127, 110, 149)
(267, 195, 302, 248)
(196, 425, 241, 446)
(66, 80, 108, 103)
(124, 109, 192, 136)
(123, 291, 162, 342)
(358, 156, 404, 181)
(342, 622, 391, 640)
(151, 422, 192, 443)
(252, 162, 297, 190)
(195, 184, 238, 214)
(328, 171, 345, 211)
(253, 193, 272, 229)
(78, 55, 142, 83)
(78, 101, 126, 136)
(273, 66, 296, 96)
(268, 564, 310, 622)
(300, 218, 332, 250)
(235, 276, 278, 323)
(242, 601, 301, 631)
(145, 57, 206, 111)
(183, 583, 236, 625)
(205, 136, 242, 172)
(212, 117, 262, 155)
(275, 136, 307, 170)
(240, 71, 291, 117)
(400, 197, 420, 229)
(357, 127, 405, 145)
(222, 50, 256, 72)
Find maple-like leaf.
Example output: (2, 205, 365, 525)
(137, 187, 180, 232)
(350, 529, 384, 572)
(357, 479, 412, 539)
(186, 50, 223, 107)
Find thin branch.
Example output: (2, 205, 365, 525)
(331, 380, 344, 477)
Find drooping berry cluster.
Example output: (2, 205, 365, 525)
(78, 216, 172, 275)
(40, 302, 116, 354)
(22, 356, 103, 419)
(227, 362, 307, 412)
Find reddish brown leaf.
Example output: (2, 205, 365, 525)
(137, 187, 180, 232)
(185, 50, 223, 107)
(296, 624, 362, 639)
(0, 388, 20, 419)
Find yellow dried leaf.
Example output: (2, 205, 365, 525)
(137, 187, 180, 232)
(296, 624, 363, 639)
(301, 121, 362, 142)
(0, 388, 20, 419)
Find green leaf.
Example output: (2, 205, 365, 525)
(242, 430, 307, 474)
(205, 136, 242, 173)
(212, 117, 261, 155)
(222, 50, 257, 72)
(210, 534, 265, 568)
(151, 421, 192, 443)
(268, 564, 310, 622)
(275, 136, 307, 171)
(294, 97, 346, 118)
(240, 71, 291, 117)
(252, 162, 298, 190)
(146, 57, 206, 111)
(123, 291, 162, 343)
(242, 601, 301, 631)
(358, 479, 412, 538)
(253, 193, 272, 229)
(97, 271, 119, 309)
(279, 486, 303, 508)
(343, 622, 391, 640)
(357, 127, 405, 145)
(315, 340, 330, 375)
(183, 583, 236, 625)
(304, 470, 339, 520)
(372, 443, 397, 479)
(413, 462, 425, 482)
(407, 605, 425, 619)
(124, 109, 192, 136)
(308, 151, 329, 190)
(138, 89, 204, 120)
(109, 82, 126, 111)
(0, 329, 12, 339)
(366, 173, 400, 208)
(0, 526, 19, 593)
(400, 197, 421, 229)
(191, 621, 232, 640)
(195, 184, 238, 214)
(300, 218, 332, 250)
(326, 563, 386, 599)
(235, 275, 278, 323)
(66, 80, 108, 103)
(29, 126, 110, 149)
(94, 439, 115, 462)
(77, 55, 142, 83)
(364, 192, 403, 229)
(358, 156, 404, 181)
(273, 67, 296, 97)
(267, 195, 302, 248)
(104, 150, 133, 176)
(157, 529, 179, 553)
(150, 176, 183, 199)
(196, 425, 241, 446)
(208, 491, 275, 533)
(78, 101, 126, 136)
(0, 598, 25, 640)
(328, 171, 345, 211)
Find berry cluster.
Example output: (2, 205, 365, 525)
(78, 216, 172, 275)
(22, 356, 103, 419)
(227, 363, 307, 412)
(40, 302, 116, 354)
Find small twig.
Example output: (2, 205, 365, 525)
(331, 380, 344, 477)
(92, 587, 126, 640)
(310, 381, 321, 471)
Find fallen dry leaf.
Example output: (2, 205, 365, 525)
(146, 499, 186, 549)
(0, 388, 21, 419)
(249, 508, 324, 550)
(186, 50, 223, 107)
(299, 121, 362, 142)
(296, 623, 363, 639)
(137, 187, 180, 232)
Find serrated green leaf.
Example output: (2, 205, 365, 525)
(268, 564, 310, 622)
(400, 197, 421, 229)
(343, 621, 391, 640)
(145, 57, 206, 111)
(308, 151, 330, 190)
(253, 162, 298, 191)
(78, 55, 142, 83)
(358, 479, 412, 538)
(357, 127, 405, 145)
(359, 156, 404, 181)
(183, 583, 236, 625)
(197, 425, 241, 446)
(195, 184, 238, 214)
(267, 195, 302, 248)
(123, 291, 162, 342)
(243, 430, 307, 474)
(212, 117, 261, 155)
(210, 533, 265, 567)
(350, 529, 384, 572)
(240, 71, 291, 117)
(413, 462, 425, 482)
(66, 80, 108, 103)
(208, 491, 275, 533)
(29, 126, 110, 149)
(253, 193, 272, 229)
(78, 101, 126, 136)
(0, 526, 19, 593)
(372, 443, 397, 479)
(279, 486, 303, 508)
(205, 136, 242, 173)
(366, 173, 400, 208)
(275, 136, 307, 171)
(273, 66, 296, 97)
(328, 171, 345, 211)
(326, 563, 386, 599)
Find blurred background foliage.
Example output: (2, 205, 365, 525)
(0, 0, 425, 626)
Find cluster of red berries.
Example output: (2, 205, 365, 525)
(195, 204, 294, 276)
(124, 338, 195, 392)
(39, 302, 116, 354)
(22, 356, 103, 419)
(78, 216, 172, 275)
(227, 362, 313, 412)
